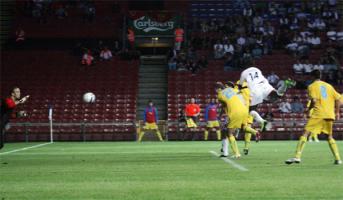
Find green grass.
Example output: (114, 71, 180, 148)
(0, 141, 343, 200)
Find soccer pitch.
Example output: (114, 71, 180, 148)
(0, 141, 342, 200)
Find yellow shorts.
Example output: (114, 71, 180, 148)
(143, 122, 158, 130)
(305, 118, 333, 135)
(228, 112, 248, 129)
(207, 120, 220, 128)
(186, 117, 197, 128)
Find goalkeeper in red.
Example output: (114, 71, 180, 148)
(285, 70, 342, 165)
(1, 87, 29, 150)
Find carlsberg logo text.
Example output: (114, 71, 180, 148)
(134, 16, 175, 32)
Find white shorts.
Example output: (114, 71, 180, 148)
(250, 81, 275, 106)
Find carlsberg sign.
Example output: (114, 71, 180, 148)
(130, 15, 180, 35)
(134, 16, 174, 32)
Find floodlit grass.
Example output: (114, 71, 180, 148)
(1, 141, 343, 200)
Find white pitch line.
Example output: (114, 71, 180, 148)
(209, 150, 248, 171)
(0, 142, 52, 155)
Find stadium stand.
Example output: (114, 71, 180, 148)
(1, 50, 139, 141)
(166, 0, 343, 140)
(1, 0, 343, 141)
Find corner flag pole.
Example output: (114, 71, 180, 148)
(48, 105, 53, 143)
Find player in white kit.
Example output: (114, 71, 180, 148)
(239, 67, 295, 105)
(239, 67, 296, 131)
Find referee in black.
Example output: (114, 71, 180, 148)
(1, 87, 29, 149)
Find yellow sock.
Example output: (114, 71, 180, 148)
(244, 133, 252, 150)
(216, 130, 221, 141)
(138, 131, 145, 142)
(155, 131, 163, 141)
(328, 138, 341, 161)
(295, 136, 307, 159)
(229, 135, 240, 156)
(204, 130, 209, 141)
(244, 126, 257, 136)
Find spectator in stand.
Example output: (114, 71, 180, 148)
(113, 40, 121, 55)
(264, 22, 275, 36)
(291, 96, 304, 113)
(184, 98, 200, 129)
(243, 6, 253, 17)
(242, 48, 253, 67)
(138, 100, 163, 142)
(313, 61, 324, 72)
(237, 34, 247, 47)
(223, 40, 234, 55)
(186, 46, 196, 60)
(214, 40, 224, 59)
(293, 59, 304, 74)
(327, 27, 337, 41)
(308, 34, 321, 49)
(175, 26, 184, 51)
(83, 2, 96, 23)
(308, 16, 326, 31)
(100, 47, 113, 61)
(267, 72, 280, 86)
(289, 16, 299, 30)
(328, 0, 337, 7)
(320, 49, 339, 71)
(168, 57, 177, 70)
(55, 5, 68, 19)
(186, 59, 198, 74)
(278, 98, 292, 113)
(322, 7, 339, 23)
(200, 20, 209, 33)
(303, 59, 313, 74)
(176, 55, 187, 72)
(81, 50, 95, 66)
(15, 28, 25, 43)
(253, 15, 264, 31)
(252, 43, 263, 58)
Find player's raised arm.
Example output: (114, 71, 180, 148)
(18, 95, 30, 104)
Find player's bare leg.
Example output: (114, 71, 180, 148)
(327, 134, 342, 165)
(285, 131, 311, 164)
(227, 129, 241, 159)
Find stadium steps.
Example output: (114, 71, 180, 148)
(136, 56, 168, 120)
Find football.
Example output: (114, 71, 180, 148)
(83, 92, 96, 103)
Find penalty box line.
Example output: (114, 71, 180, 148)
(209, 150, 249, 172)
(0, 142, 53, 156)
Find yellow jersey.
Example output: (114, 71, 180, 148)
(308, 80, 341, 120)
(217, 87, 248, 117)
(306, 100, 314, 116)
(236, 81, 251, 108)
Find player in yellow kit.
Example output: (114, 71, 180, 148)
(232, 81, 261, 155)
(285, 70, 342, 165)
(217, 82, 259, 158)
